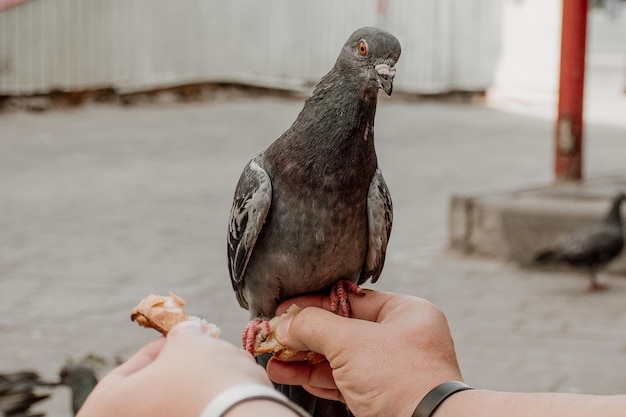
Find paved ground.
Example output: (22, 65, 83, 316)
(2, 93, 626, 416)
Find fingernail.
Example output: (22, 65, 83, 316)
(275, 316, 293, 343)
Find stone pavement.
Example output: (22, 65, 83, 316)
(1, 97, 626, 416)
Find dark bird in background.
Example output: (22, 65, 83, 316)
(57, 354, 104, 415)
(58, 364, 98, 415)
(535, 192, 625, 290)
(0, 356, 100, 417)
(0, 371, 55, 417)
(227, 27, 399, 416)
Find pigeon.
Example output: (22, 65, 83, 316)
(535, 192, 625, 290)
(227, 27, 399, 416)
(0, 361, 99, 417)
(58, 364, 98, 415)
(0, 371, 55, 417)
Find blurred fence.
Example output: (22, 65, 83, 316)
(0, 0, 501, 96)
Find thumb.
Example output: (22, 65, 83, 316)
(275, 307, 354, 356)
(168, 320, 221, 339)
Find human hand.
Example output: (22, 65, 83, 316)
(77, 320, 272, 417)
(266, 290, 463, 417)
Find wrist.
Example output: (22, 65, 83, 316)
(412, 381, 473, 417)
(429, 388, 477, 417)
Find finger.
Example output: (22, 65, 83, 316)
(94, 338, 166, 392)
(168, 319, 220, 339)
(163, 328, 260, 370)
(343, 291, 430, 324)
(275, 306, 376, 355)
(302, 385, 344, 403)
(276, 290, 403, 322)
(266, 357, 337, 390)
(340, 290, 396, 321)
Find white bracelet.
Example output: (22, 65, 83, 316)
(199, 384, 312, 417)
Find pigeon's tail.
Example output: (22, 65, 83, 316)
(256, 354, 353, 417)
(534, 249, 562, 264)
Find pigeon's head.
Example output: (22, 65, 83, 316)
(338, 27, 401, 96)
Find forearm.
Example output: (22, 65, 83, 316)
(436, 389, 626, 417)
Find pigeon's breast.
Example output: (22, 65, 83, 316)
(248, 174, 370, 297)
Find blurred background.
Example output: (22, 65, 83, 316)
(1, 1, 626, 416)
(0, 0, 619, 100)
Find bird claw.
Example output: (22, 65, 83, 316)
(242, 318, 270, 355)
(330, 280, 363, 318)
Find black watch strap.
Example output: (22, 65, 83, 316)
(412, 381, 472, 417)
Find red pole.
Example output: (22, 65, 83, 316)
(554, 0, 588, 181)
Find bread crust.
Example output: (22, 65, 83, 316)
(131, 292, 220, 337)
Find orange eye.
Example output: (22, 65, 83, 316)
(358, 40, 367, 56)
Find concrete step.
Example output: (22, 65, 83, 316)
(449, 175, 626, 274)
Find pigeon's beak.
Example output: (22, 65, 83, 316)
(375, 63, 396, 96)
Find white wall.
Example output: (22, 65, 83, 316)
(0, 0, 501, 95)
(490, 0, 562, 102)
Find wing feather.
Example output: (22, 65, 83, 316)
(362, 168, 393, 284)
(227, 155, 272, 308)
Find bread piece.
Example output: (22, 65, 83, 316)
(131, 292, 220, 337)
(254, 304, 325, 363)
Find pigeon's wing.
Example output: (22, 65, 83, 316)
(560, 223, 624, 263)
(362, 168, 393, 284)
(227, 156, 272, 309)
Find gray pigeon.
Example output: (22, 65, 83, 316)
(227, 27, 399, 416)
(59, 364, 98, 415)
(535, 192, 625, 290)
(0, 363, 98, 417)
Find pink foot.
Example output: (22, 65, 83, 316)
(330, 280, 363, 318)
(242, 318, 270, 355)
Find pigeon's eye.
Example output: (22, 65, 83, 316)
(357, 40, 368, 56)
